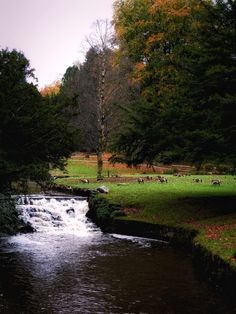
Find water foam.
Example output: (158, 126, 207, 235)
(16, 195, 100, 237)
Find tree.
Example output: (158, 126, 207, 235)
(60, 50, 100, 153)
(61, 20, 118, 180)
(0, 49, 79, 191)
(40, 80, 61, 96)
(85, 19, 115, 180)
(112, 0, 236, 167)
(61, 45, 140, 156)
(192, 0, 236, 165)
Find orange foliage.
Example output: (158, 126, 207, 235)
(146, 33, 164, 44)
(132, 62, 147, 83)
(134, 20, 151, 28)
(150, 0, 190, 17)
(40, 80, 61, 97)
(134, 62, 146, 71)
(167, 6, 190, 17)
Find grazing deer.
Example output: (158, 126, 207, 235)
(211, 179, 221, 185)
(137, 177, 145, 183)
(193, 178, 202, 183)
(80, 179, 89, 184)
(157, 176, 167, 183)
(111, 174, 120, 178)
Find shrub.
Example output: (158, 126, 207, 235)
(0, 194, 20, 234)
(88, 195, 122, 226)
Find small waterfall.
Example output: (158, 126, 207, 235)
(16, 195, 99, 236)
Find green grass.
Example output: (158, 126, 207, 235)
(52, 159, 98, 177)
(54, 159, 236, 267)
(57, 177, 235, 224)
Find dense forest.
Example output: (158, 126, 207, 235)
(0, 0, 235, 189)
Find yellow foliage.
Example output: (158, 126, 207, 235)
(115, 24, 126, 40)
(191, 20, 201, 30)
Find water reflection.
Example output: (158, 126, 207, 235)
(0, 233, 234, 314)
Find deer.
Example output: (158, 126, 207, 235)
(211, 179, 221, 185)
(193, 178, 202, 183)
(157, 176, 167, 183)
(137, 177, 145, 183)
(80, 179, 89, 184)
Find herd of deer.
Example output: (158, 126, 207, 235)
(137, 175, 168, 183)
(78, 176, 222, 185)
(137, 176, 222, 185)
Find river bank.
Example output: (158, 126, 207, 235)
(50, 179, 236, 268)
(87, 193, 236, 304)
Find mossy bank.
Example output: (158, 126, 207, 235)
(0, 195, 21, 235)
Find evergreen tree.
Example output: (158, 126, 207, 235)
(0, 49, 79, 191)
(112, 0, 236, 167)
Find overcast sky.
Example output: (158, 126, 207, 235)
(0, 0, 114, 88)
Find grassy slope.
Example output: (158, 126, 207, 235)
(53, 155, 236, 267)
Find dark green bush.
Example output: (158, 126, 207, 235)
(88, 195, 122, 225)
(0, 194, 20, 234)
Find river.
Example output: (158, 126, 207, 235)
(0, 195, 234, 313)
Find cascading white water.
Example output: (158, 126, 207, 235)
(16, 195, 99, 236)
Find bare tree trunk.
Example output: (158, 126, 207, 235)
(97, 150, 103, 180)
(97, 53, 106, 180)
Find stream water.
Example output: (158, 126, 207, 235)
(0, 195, 234, 314)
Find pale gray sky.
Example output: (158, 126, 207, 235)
(0, 0, 114, 87)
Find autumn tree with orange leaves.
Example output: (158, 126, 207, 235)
(111, 0, 236, 168)
(40, 80, 61, 97)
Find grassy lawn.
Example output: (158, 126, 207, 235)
(53, 155, 236, 267)
(52, 152, 184, 177)
(52, 159, 98, 177)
